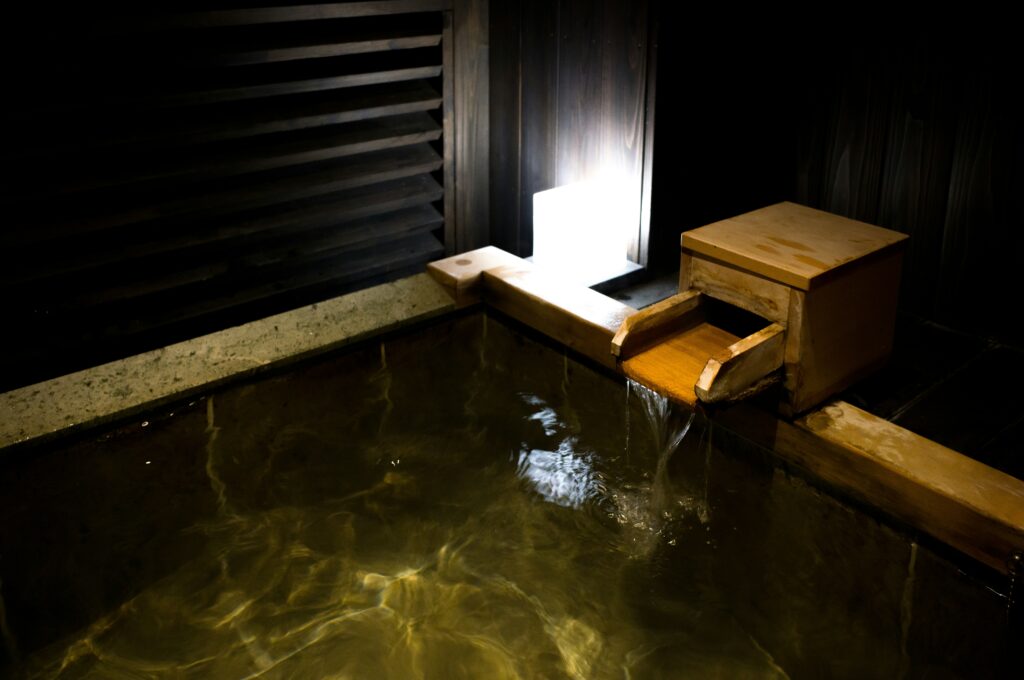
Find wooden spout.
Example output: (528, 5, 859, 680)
(613, 293, 785, 407)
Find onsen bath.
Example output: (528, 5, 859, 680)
(1, 261, 1020, 677)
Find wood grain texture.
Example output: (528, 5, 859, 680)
(8, 81, 444, 160)
(516, 0, 558, 257)
(427, 245, 523, 305)
(0, 6, 454, 390)
(9, 176, 445, 288)
(452, 0, 490, 252)
(8, 145, 444, 247)
(211, 33, 443, 67)
(611, 290, 702, 358)
(682, 202, 908, 290)
(621, 322, 740, 406)
(442, 10, 457, 254)
(102, 2, 456, 31)
(490, 0, 653, 259)
(10, 113, 443, 200)
(487, 0, 522, 254)
(678, 251, 692, 290)
(481, 263, 636, 370)
(786, 250, 903, 414)
(695, 323, 786, 404)
(716, 400, 1024, 575)
(688, 255, 791, 324)
(634, 0, 657, 266)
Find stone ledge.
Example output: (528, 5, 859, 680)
(0, 273, 455, 451)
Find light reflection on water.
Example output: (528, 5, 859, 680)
(17, 388, 784, 680)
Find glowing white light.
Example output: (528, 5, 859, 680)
(532, 179, 637, 285)
(517, 439, 599, 509)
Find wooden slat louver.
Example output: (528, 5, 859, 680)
(1, 1, 453, 391)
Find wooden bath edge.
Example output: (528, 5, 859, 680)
(3, 248, 1022, 577)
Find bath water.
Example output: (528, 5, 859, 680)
(12, 326, 784, 679)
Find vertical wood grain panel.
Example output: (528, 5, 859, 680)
(488, 0, 522, 253)
(795, 35, 1020, 338)
(635, 0, 657, 266)
(491, 0, 653, 261)
(517, 0, 559, 256)
(554, 0, 647, 188)
(442, 10, 457, 253)
(452, 0, 489, 252)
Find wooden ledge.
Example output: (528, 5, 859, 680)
(482, 263, 635, 371)
(717, 400, 1024, 575)
(611, 289, 703, 358)
(427, 246, 524, 307)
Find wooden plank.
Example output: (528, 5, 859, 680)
(163, 81, 444, 147)
(8, 145, 443, 246)
(481, 262, 636, 370)
(212, 34, 443, 66)
(517, 0, 558, 256)
(427, 245, 526, 305)
(678, 251, 693, 290)
(634, 0, 657, 266)
(100, 2, 456, 32)
(621, 322, 740, 406)
(689, 254, 791, 324)
(101, 233, 446, 334)
(610, 290, 703, 358)
(694, 323, 785, 403)
(65, 206, 444, 308)
(452, 0, 490, 252)
(8, 81, 442, 160)
(441, 10, 456, 254)
(155, 66, 443, 108)
(681, 201, 908, 290)
(716, 400, 1024, 576)
(11, 113, 442, 200)
(486, 0, 521, 254)
(554, 0, 647, 188)
(8, 176, 445, 285)
(785, 250, 903, 414)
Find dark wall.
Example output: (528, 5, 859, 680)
(490, 0, 654, 260)
(0, 2, 491, 392)
(648, 21, 1023, 340)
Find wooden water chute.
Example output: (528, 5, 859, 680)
(613, 202, 908, 415)
(612, 289, 787, 407)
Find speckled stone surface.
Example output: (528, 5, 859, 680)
(0, 273, 456, 451)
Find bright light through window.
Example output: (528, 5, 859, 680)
(532, 178, 638, 286)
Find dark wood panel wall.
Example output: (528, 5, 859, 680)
(647, 22, 1021, 340)
(794, 33, 1022, 339)
(0, 1, 490, 391)
(489, 0, 655, 262)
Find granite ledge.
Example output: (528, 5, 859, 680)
(0, 273, 457, 451)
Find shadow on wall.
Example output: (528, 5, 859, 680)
(649, 22, 1022, 344)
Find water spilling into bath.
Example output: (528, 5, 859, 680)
(610, 380, 707, 557)
(12, 325, 782, 680)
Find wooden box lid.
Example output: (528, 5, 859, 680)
(680, 202, 908, 290)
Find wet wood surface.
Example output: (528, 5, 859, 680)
(621, 323, 740, 406)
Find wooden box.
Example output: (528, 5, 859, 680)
(680, 202, 907, 415)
